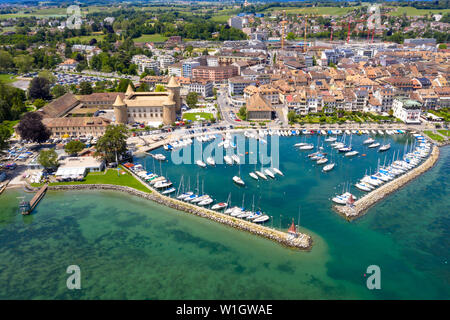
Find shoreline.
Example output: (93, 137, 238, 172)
(334, 145, 440, 220)
(48, 183, 313, 251)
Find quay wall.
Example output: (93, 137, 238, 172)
(49, 183, 312, 251)
(335, 145, 440, 220)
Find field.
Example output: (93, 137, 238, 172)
(387, 6, 450, 16)
(0, 74, 17, 83)
(45, 166, 151, 193)
(437, 130, 450, 137)
(424, 130, 445, 142)
(134, 34, 168, 43)
(66, 34, 106, 43)
(182, 112, 214, 122)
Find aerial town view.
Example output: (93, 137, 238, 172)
(0, 0, 449, 305)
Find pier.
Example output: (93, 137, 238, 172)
(21, 184, 48, 215)
(335, 145, 440, 220)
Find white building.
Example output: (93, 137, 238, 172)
(159, 55, 175, 69)
(132, 55, 160, 74)
(392, 98, 422, 124)
(189, 80, 213, 98)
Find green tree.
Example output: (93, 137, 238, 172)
(38, 148, 59, 170)
(79, 81, 93, 95)
(95, 124, 129, 163)
(155, 84, 166, 92)
(116, 79, 134, 92)
(13, 55, 34, 74)
(438, 43, 447, 49)
(28, 77, 51, 100)
(38, 70, 57, 84)
(287, 111, 297, 123)
(51, 84, 68, 98)
(34, 98, 46, 109)
(0, 124, 11, 154)
(186, 92, 198, 109)
(136, 82, 149, 92)
(286, 32, 296, 40)
(0, 51, 14, 72)
(16, 112, 51, 143)
(64, 140, 85, 156)
(238, 106, 247, 120)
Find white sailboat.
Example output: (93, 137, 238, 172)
(272, 167, 284, 176)
(249, 172, 259, 180)
(264, 169, 275, 179)
(317, 157, 328, 164)
(196, 159, 206, 167)
(368, 142, 380, 148)
(206, 157, 216, 166)
(379, 143, 391, 152)
(224, 155, 233, 165)
(255, 171, 267, 180)
(323, 163, 335, 172)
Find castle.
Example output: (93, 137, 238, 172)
(113, 76, 181, 126)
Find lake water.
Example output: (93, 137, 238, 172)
(0, 133, 448, 299)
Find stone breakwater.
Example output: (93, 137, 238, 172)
(49, 184, 312, 251)
(335, 145, 440, 220)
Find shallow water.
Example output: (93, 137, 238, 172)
(0, 134, 448, 299)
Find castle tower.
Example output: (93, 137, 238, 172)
(166, 76, 181, 113)
(113, 95, 128, 124)
(125, 84, 134, 97)
(163, 91, 176, 125)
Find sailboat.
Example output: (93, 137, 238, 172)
(264, 168, 275, 179)
(224, 155, 233, 165)
(379, 143, 391, 152)
(206, 156, 216, 166)
(249, 172, 258, 180)
(272, 167, 284, 176)
(233, 155, 245, 186)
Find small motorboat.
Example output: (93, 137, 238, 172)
(232, 176, 245, 186)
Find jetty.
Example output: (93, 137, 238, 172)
(21, 184, 48, 215)
(335, 145, 440, 220)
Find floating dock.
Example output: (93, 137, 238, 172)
(335, 145, 440, 220)
(21, 184, 48, 215)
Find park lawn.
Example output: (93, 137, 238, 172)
(47, 166, 151, 193)
(0, 74, 16, 83)
(424, 130, 445, 142)
(210, 14, 232, 23)
(67, 34, 106, 43)
(134, 34, 168, 43)
(387, 6, 450, 16)
(182, 112, 214, 121)
(437, 130, 450, 137)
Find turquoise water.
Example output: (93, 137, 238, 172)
(0, 134, 448, 299)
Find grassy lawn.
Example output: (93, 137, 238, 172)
(45, 166, 151, 193)
(0, 74, 17, 83)
(437, 130, 450, 137)
(67, 34, 106, 43)
(210, 14, 232, 23)
(182, 112, 214, 121)
(387, 6, 450, 16)
(134, 34, 168, 43)
(424, 130, 445, 142)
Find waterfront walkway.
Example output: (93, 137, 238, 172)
(335, 145, 440, 220)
